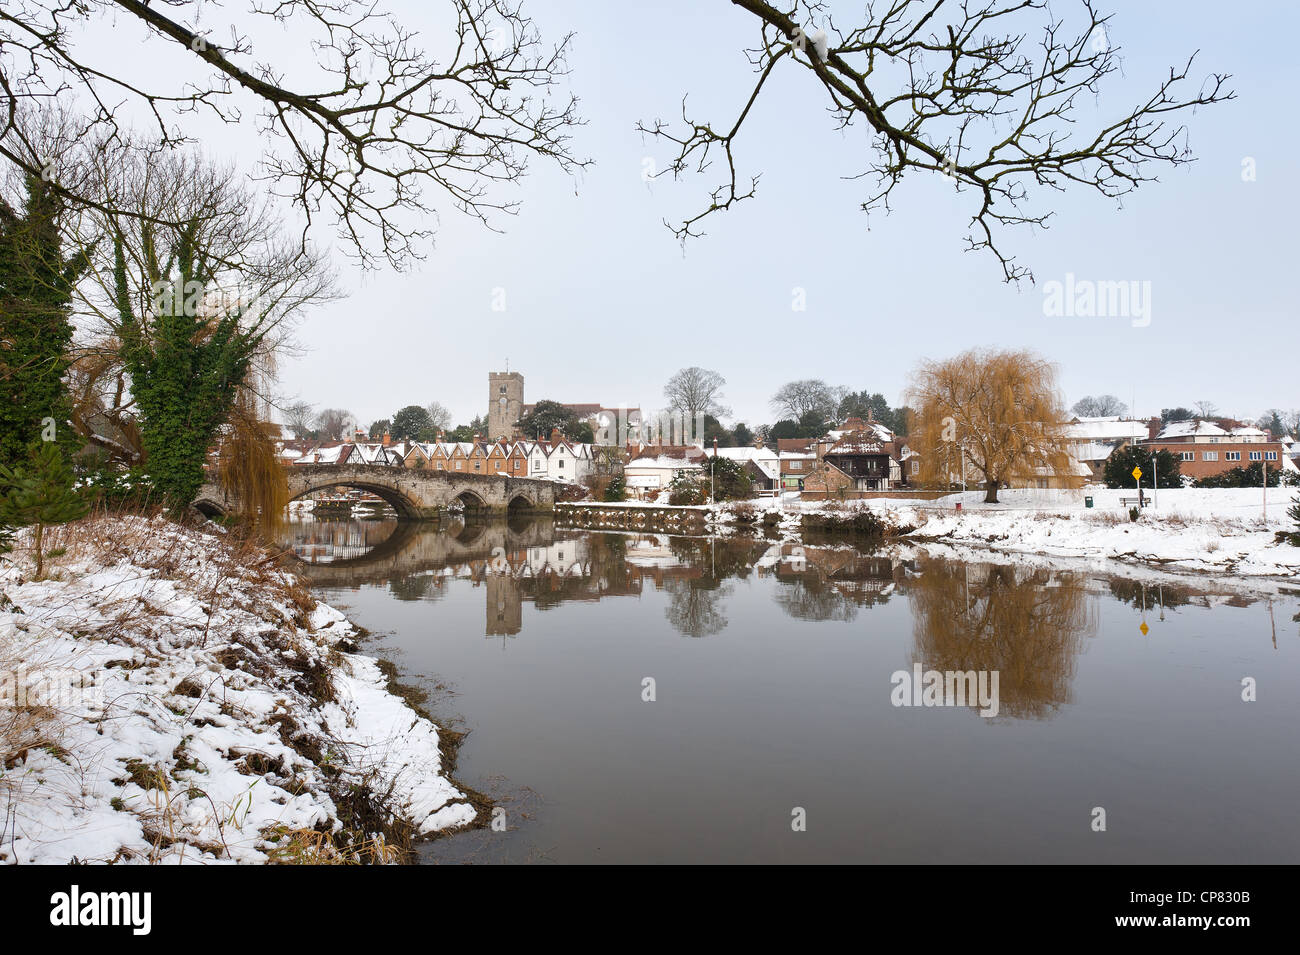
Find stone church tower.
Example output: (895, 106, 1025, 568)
(488, 371, 524, 440)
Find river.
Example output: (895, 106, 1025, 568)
(278, 514, 1300, 864)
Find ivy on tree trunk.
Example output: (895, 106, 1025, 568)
(113, 221, 257, 511)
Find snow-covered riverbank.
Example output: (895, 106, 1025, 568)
(0, 515, 476, 864)
(708, 487, 1300, 579)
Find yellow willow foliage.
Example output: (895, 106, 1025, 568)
(906, 559, 1095, 720)
(215, 390, 288, 532)
(904, 348, 1077, 501)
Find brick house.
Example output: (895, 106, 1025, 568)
(1140, 419, 1287, 481)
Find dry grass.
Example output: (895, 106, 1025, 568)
(0, 633, 67, 850)
(262, 825, 403, 865)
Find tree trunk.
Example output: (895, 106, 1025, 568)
(983, 480, 999, 504)
(32, 521, 44, 580)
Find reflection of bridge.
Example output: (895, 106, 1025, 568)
(286, 517, 567, 589)
(195, 464, 558, 520)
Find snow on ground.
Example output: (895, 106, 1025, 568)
(707, 487, 1300, 579)
(0, 515, 475, 865)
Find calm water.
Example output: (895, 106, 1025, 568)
(279, 515, 1300, 864)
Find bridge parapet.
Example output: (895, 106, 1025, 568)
(195, 464, 558, 520)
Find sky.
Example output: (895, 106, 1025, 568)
(62, 1, 1300, 430)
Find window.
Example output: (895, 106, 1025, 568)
(499, 385, 506, 394)
(1266, 451, 1278, 461)
(1249, 451, 1261, 461)
(557, 459, 564, 469)
(790, 461, 802, 470)
(1226, 451, 1241, 461)
(1179, 451, 1194, 461)
(911, 460, 919, 475)
(1202, 451, 1218, 461)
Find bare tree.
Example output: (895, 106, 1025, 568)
(1071, 394, 1127, 417)
(771, 379, 839, 422)
(0, 0, 588, 268)
(1193, 400, 1219, 419)
(282, 400, 318, 440)
(425, 401, 454, 434)
(315, 408, 355, 442)
(664, 366, 731, 424)
(639, 0, 1232, 282)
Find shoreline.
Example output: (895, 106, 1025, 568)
(0, 514, 482, 865)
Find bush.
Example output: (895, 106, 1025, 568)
(1194, 461, 1282, 489)
(602, 474, 627, 502)
(1277, 498, 1300, 546)
(1104, 445, 1180, 489)
(667, 473, 708, 505)
(702, 456, 754, 501)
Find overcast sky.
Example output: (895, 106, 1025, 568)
(78, 1, 1300, 429)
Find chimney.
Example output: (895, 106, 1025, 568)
(437, 431, 445, 444)
(713, 436, 719, 457)
(867, 407, 875, 424)
(551, 426, 563, 445)
(473, 431, 481, 444)
(382, 430, 391, 447)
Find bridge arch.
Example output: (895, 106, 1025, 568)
(507, 492, 537, 511)
(452, 489, 490, 514)
(290, 480, 424, 519)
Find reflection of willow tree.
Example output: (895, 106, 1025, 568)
(908, 560, 1094, 719)
(664, 577, 732, 638)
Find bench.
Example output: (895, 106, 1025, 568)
(1119, 496, 1148, 508)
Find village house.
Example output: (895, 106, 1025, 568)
(623, 445, 708, 500)
(776, 416, 916, 493)
(1139, 419, 1291, 481)
(711, 442, 781, 493)
(1063, 416, 1151, 482)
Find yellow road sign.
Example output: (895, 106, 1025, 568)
(1132, 466, 1143, 480)
(1139, 621, 1149, 636)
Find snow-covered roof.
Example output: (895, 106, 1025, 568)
(1071, 440, 1121, 462)
(712, 446, 779, 463)
(1064, 417, 1150, 441)
(827, 421, 894, 443)
(1156, 419, 1227, 440)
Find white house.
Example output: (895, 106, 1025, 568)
(623, 446, 707, 500)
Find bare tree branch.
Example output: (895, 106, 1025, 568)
(639, 0, 1233, 282)
(0, 0, 589, 268)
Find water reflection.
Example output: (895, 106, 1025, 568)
(275, 516, 1300, 863)
(907, 559, 1093, 719)
(278, 517, 1279, 702)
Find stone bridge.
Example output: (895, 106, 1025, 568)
(195, 463, 558, 520)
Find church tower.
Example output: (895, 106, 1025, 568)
(488, 371, 524, 441)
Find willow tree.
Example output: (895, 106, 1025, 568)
(905, 348, 1076, 503)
